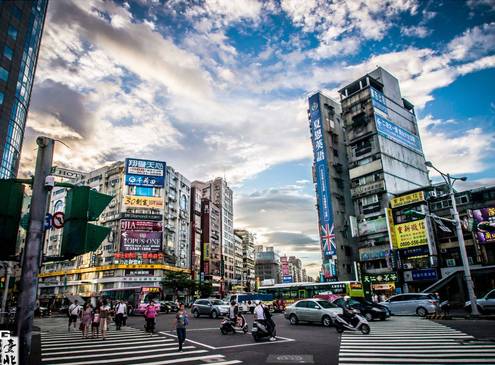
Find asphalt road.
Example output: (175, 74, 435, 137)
(126, 312, 342, 364)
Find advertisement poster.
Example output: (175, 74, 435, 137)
(391, 191, 425, 208)
(120, 220, 163, 231)
(395, 219, 427, 249)
(123, 195, 164, 209)
(125, 158, 165, 187)
(121, 231, 162, 252)
(280, 256, 289, 276)
(375, 113, 423, 154)
(471, 207, 495, 244)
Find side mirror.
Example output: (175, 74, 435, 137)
(314, 306, 320, 309)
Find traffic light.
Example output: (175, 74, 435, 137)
(61, 186, 113, 259)
(403, 210, 426, 219)
(0, 180, 25, 259)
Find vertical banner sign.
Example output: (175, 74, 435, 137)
(309, 94, 336, 259)
(370, 87, 388, 114)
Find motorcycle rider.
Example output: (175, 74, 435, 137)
(254, 300, 276, 341)
(342, 295, 358, 327)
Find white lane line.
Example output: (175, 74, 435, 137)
(42, 348, 207, 364)
(339, 358, 495, 363)
(42, 338, 171, 348)
(340, 353, 495, 358)
(341, 339, 462, 342)
(41, 334, 154, 344)
(43, 342, 180, 355)
(127, 354, 226, 365)
(342, 335, 473, 339)
(340, 345, 495, 349)
(340, 349, 495, 353)
(214, 338, 295, 350)
(159, 332, 216, 350)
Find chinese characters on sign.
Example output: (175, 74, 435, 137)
(370, 87, 388, 114)
(0, 330, 18, 365)
(375, 113, 423, 154)
(394, 219, 428, 249)
(471, 207, 495, 244)
(123, 196, 164, 209)
(391, 191, 425, 208)
(120, 220, 163, 231)
(411, 268, 438, 281)
(363, 273, 398, 283)
(308, 93, 336, 276)
(125, 158, 165, 187)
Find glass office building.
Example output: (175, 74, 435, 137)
(0, 0, 48, 178)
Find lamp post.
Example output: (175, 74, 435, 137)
(425, 161, 479, 316)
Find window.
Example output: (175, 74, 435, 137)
(0, 91, 3, 105)
(361, 194, 379, 206)
(389, 295, 404, 302)
(295, 301, 307, 308)
(8, 26, 18, 40)
(0, 66, 8, 82)
(357, 157, 373, 166)
(306, 301, 318, 309)
(3, 46, 13, 61)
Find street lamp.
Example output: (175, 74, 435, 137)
(425, 161, 479, 316)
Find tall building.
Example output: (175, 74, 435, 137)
(288, 256, 302, 282)
(200, 197, 222, 294)
(0, 0, 48, 178)
(234, 229, 256, 291)
(338, 67, 429, 280)
(255, 247, 280, 284)
(190, 186, 203, 281)
(233, 233, 244, 287)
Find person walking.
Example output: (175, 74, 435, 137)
(80, 304, 93, 339)
(92, 308, 101, 338)
(68, 300, 82, 332)
(114, 300, 127, 330)
(174, 303, 189, 352)
(99, 300, 111, 340)
(144, 300, 158, 335)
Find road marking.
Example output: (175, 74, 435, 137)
(43, 342, 179, 355)
(127, 354, 227, 365)
(41, 334, 156, 345)
(42, 338, 172, 349)
(41, 333, 153, 343)
(159, 332, 216, 350)
(339, 358, 495, 363)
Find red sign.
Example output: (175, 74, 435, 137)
(120, 219, 162, 231)
(52, 212, 65, 229)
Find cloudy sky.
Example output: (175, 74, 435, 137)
(22, 0, 495, 277)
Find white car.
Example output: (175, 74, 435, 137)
(284, 299, 343, 327)
(465, 289, 495, 314)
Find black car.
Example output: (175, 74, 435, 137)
(160, 301, 179, 313)
(333, 297, 390, 321)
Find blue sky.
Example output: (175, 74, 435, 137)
(22, 0, 495, 276)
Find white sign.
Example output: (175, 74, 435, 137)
(50, 166, 86, 180)
(0, 330, 18, 365)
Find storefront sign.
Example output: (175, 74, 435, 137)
(391, 191, 425, 208)
(375, 113, 423, 154)
(120, 220, 163, 231)
(351, 180, 385, 197)
(358, 216, 388, 236)
(125, 269, 153, 276)
(125, 158, 165, 187)
(282, 275, 293, 283)
(362, 273, 398, 284)
(121, 231, 162, 252)
(123, 195, 164, 209)
(395, 219, 427, 249)
(359, 247, 391, 261)
(370, 87, 388, 114)
(471, 207, 495, 244)
(120, 212, 162, 221)
(399, 245, 429, 258)
(411, 268, 438, 281)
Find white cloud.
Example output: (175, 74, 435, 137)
(401, 25, 431, 38)
(448, 22, 495, 61)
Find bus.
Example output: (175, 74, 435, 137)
(258, 281, 364, 304)
(100, 286, 162, 315)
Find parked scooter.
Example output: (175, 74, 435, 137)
(251, 320, 276, 342)
(331, 310, 370, 334)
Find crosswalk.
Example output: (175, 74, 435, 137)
(338, 317, 495, 364)
(40, 324, 242, 365)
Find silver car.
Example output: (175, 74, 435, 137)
(465, 288, 495, 314)
(381, 293, 439, 316)
(284, 299, 343, 327)
(191, 299, 230, 319)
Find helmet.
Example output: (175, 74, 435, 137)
(344, 296, 350, 301)
(254, 300, 261, 305)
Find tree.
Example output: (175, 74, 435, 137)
(162, 271, 194, 299)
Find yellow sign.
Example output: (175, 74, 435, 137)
(391, 191, 425, 208)
(38, 264, 190, 278)
(124, 195, 163, 209)
(385, 208, 398, 249)
(203, 242, 210, 260)
(395, 219, 427, 249)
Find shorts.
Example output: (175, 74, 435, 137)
(92, 322, 100, 329)
(69, 315, 78, 323)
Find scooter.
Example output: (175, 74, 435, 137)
(220, 315, 249, 335)
(251, 320, 276, 342)
(331, 310, 370, 335)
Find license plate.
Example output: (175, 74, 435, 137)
(252, 327, 257, 332)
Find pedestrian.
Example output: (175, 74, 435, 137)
(123, 301, 129, 326)
(99, 299, 111, 340)
(229, 300, 238, 322)
(80, 303, 93, 339)
(115, 300, 127, 330)
(92, 308, 101, 338)
(174, 303, 189, 352)
(144, 300, 158, 335)
(68, 300, 82, 332)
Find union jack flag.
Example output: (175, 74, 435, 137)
(320, 223, 336, 256)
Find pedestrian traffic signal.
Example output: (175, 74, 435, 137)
(0, 180, 25, 259)
(61, 186, 113, 258)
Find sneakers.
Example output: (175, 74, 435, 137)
(269, 337, 276, 341)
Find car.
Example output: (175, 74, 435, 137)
(465, 288, 495, 314)
(159, 301, 179, 313)
(332, 297, 390, 321)
(381, 293, 439, 316)
(191, 298, 230, 319)
(284, 299, 343, 327)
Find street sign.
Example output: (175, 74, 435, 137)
(52, 212, 65, 229)
(50, 166, 86, 180)
(44, 213, 53, 230)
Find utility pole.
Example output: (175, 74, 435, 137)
(16, 137, 54, 364)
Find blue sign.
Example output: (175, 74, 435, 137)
(370, 87, 388, 114)
(135, 186, 154, 197)
(308, 93, 336, 259)
(44, 213, 53, 230)
(375, 114, 423, 154)
(282, 275, 293, 283)
(399, 245, 429, 258)
(125, 158, 165, 187)
(411, 268, 438, 281)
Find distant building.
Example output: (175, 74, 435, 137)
(200, 197, 222, 295)
(190, 186, 203, 281)
(288, 256, 302, 282)
(234, 229, 256, 291)
(234, 233, 244, 286)
(0, 0, 48, 178)
(255, 248, 280, 284)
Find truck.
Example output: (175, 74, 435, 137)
(225, 293, 274, 313)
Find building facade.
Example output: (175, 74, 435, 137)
(190, 186, 203, 281)
(200, 197, 222, 294)
(255, 247, 280, 284)
(288, 256, 303, 283)
(234, 229, 256, 291)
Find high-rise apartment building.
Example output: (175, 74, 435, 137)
(190, 186, 203, 281)
(288, 256, 302, 282)
(200, 197, 222, 294)
(0, 0, 47, 178)
(234, 233, 244, 286)
(309, 67, 429, 282)
(234, 229, 256, 291)
(255, 247, 280, 284)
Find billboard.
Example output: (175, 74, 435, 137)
(125, 158, 165, 187)
(370, 87, 388, 114)
(358, 216, 387, 236)
(282, 275, 293, 283)
(471, 207, 495, 244)
(123, 195, 164, 209)
(375, 113, 423, 154)
(120, 220, 162, 231)
(280, 256, 289, 276)
(308, 93, 336, 259)
(121, 231, 162, 252)
(395, 219, 427, 249)
(391, 191, 425, 208)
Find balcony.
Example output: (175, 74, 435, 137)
(351, 180, 385, 198)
